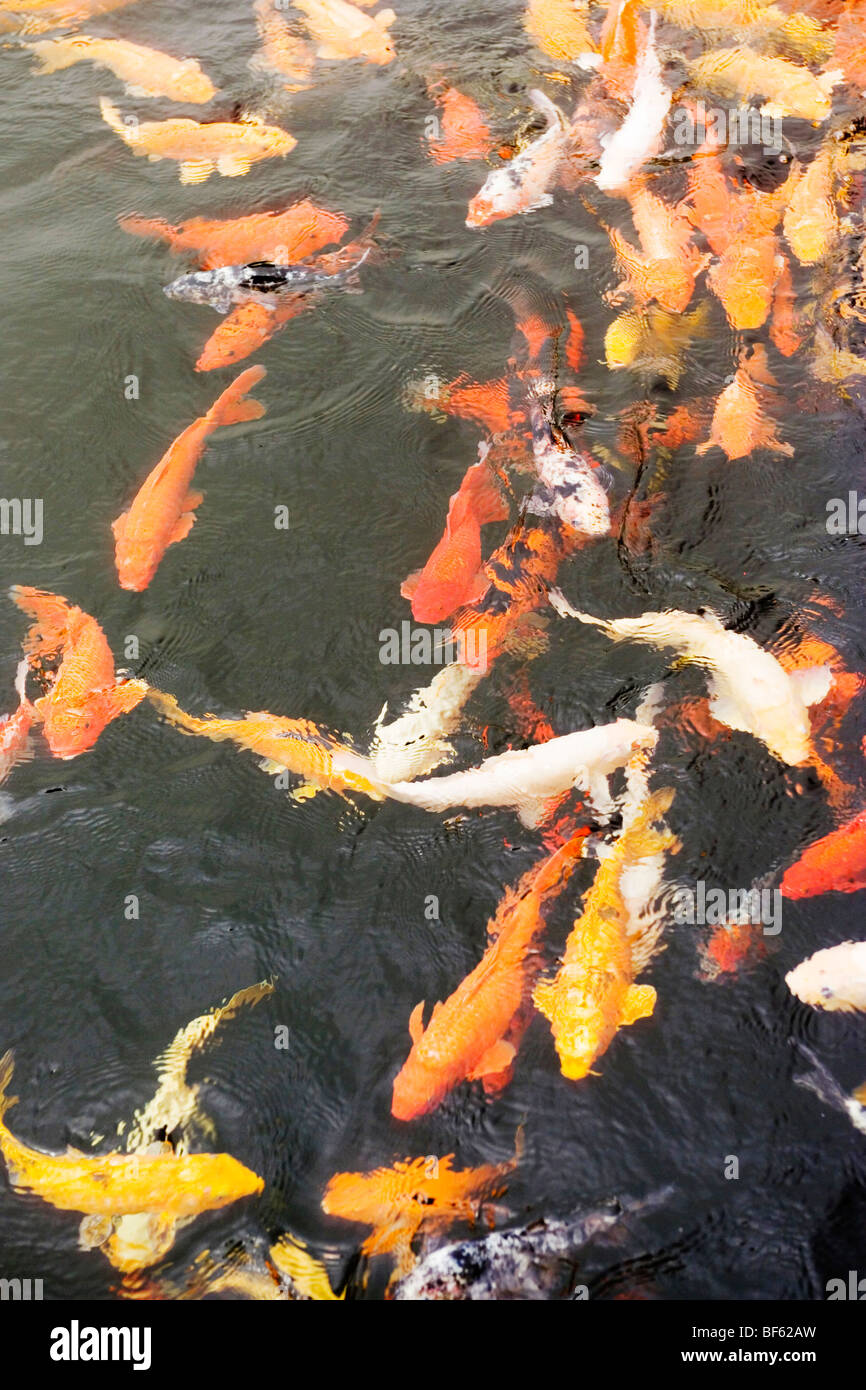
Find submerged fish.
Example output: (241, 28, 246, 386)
(596, 11, 671, 194)
(534, 783, 679, 1081)
(0, 659, 35, 785)
(526, 382, 612, 537)
(0, 1052, 263, 1219)
(604, 302, 710, 386)
(100, 98, 296, 183)
(11, 587, 147, 758)
(25, 34, 216, 102)
(291, 0, 396, 65)
(523, 0, 596, 63)
(688, 46, 837, 121)
(608, 181, 710, 314)
(781, 808, 866, 899)
(118, 202, 349, 270)
(783, 143, 840, 265)
(164, 247, 372, 314)
(394, 1188, 672, 1299)
(113, 366, 267, 591)
(401, 445, 508, 624)
(426, 82, 492, 164)
(250, 0, 316, 90)
(696, 342, 793, 460)
(195, 297, 307, 370)
(795, 1045, 866, 1137)
(551, 595, 830, 767)
(392, 831, 587, 1120)
(467, 90, 572, 227)
(322, 1143, 519, 1283)
(786, 941, 866, 1012)
(148, 688, 389, 803)
(388, 719, 658, 826)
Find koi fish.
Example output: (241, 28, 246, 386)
(10, 587, 147, 758)
(290, 0, 396, 65)
(25, 34, 216, 102)
(786, 941, 866, 1011)
(604, 302, 710, 385)
(402, 446, 508, 624)
(405, 374, 522, 435)
(696, 342, 793, 460)
(148, 688, 389, 803)
(698, 917, 766, 981)
(195, 298, 307, 371)
(527, 382, 611, 536)
(607, 181, 710, 314)
(781, 809, 866, 898)
(466, 90, 572, 227)
(370, 661, 486, 783)
(795, 1045, 866, 1137)
(688, 46, 838, 121)
(0, 1051, 263, 1219)
(118, 201, 349, 270)
(534, 784, 679, 1080)
(164, 247, 372, 315)
(426, 82, 491, 164)
(392, 832, 586, 1120)
(250, 0, 315, 90)
(387, 719, 658, 826)
(550, 594, 831, 767)
(654, 0, 833, 61)
(596, 12, 671, 194)
(829, 2, 866, 89)
(523, 0, 596, 63)
(100, 98, 296, 184)
(769, 251, 803, 356)
(0, 0, 142, 31)
(783, 144, 839, 265)
(597, 0, 643, 104)
(394, 1187, 671, 1300)
(113, 366, 267, 591)
(0, 659, 35, 784)
(322, 1143, 519, 1282)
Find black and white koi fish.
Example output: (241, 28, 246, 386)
(163, 248, 372, 315)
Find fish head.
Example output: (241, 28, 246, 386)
(115, 539, 157, 594)
(466, 169, 522, 228)
(360, 16, 396, 65)
(174, 66, 218, 104)
(164, 270, 222, 307)
(42, 698, 107, 758)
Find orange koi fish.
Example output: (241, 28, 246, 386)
(113, 366, 267, 591)
(0, 1052, 262, 1220)
(322, 1143, 518, 1281)
(250, 0, 316, 90)
(426, 82, 492, 164)
(688, 46, 837, 121)
(196, 297, 308, 371)
(100, 99, 295, 184)
(781, 809, 866, 898)
(769, 251, 803, 356)
(608, 181, 710, 314)
(25, 34, 216, 102)
(783, 145, 839, 265)
(523, 0, 595, 63)
(11, 587, 146, 759)
(0, 660, 35, 784)
(392, 833, 586, 1120)
(688, 154, 787, 330)
(830, 2, 866, 88)
(534, 787, 679, 1080)
(193, 216, 381, 370)
(402, 447, 508, 624)
(696, 342, 793, 460)
(291, 0, 396, 65)
(148, 689, 389, 803)
(118, 201, 349, 270)
(598, 0, 643, 102)
(698, 918, 766, 981)
(406, 374, 522, 435)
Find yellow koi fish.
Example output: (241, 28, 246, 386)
(99, 98, 295, 183)
(26, 34, 216, 102)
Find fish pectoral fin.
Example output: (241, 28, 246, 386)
(467, 1039, 516, 1081)
(217, 156, 253, 177)
(621, 983, 656, 1026)
(168, 512, 197, 546)
(465, 569, 493, 605)
(79, 1215, 114, 1250)
(184, 490, 205, 512)
(408, 999, 426, 1044)
(179, 159, 216, 184)
(111, 511, 129, 541)
(789, 664, 833, 708)
(533, 979, 556, 1022)
(258, 757, 286, 775)
(376, 9, 396, 24)
(400, 568, 422, 600)
(290, 781, 320, 802)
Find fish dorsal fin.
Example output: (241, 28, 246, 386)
(168, 512, 196, 546)
(375, 8, 396, 25)
(430, 1000, 443, 1020)
(408, 1000, 426, 1044)
(467, 1038, 516, 1081)
(400, 568, 422, 600)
